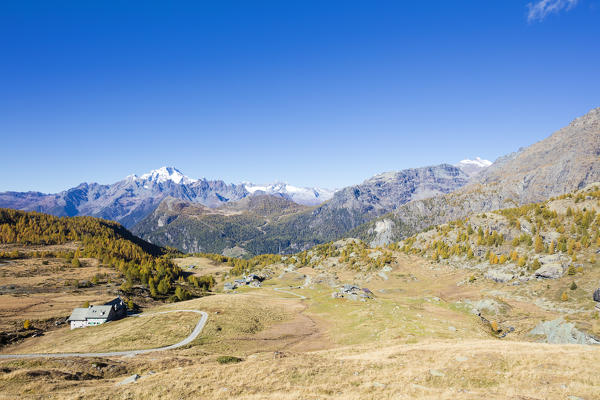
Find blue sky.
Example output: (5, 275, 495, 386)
(1, 1, 598, 192)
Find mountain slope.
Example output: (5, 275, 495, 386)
(358, 107, 600, 245)
(396, 183, 600, 283)
(131, 195, 309, 254)
(133, 164, 470, 255)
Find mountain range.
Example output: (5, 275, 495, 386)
(0, 167, 333, 229)
(132, 163, 474, 254)
(359, 107, 600, 246)
(4, 108, 598, 257)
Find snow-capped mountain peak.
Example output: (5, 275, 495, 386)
(243, 182, 335, 206)
(455, 157, 492, 177)
(137, 167, 198, 185)
(457, 157, 492, 168)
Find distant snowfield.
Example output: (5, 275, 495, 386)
(455, 157, 492, 177)
(243, 182, 335, 206)
(126, 166, 336, 206)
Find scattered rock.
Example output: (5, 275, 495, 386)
(371, 382, 386, 388)
(529, 318, 600, 345)
(429, 369, 445, 377)
(455, 356, 468, 362)
(448, 326, 457, 332)
(464, 298, 501, 315)
(378, 271, 389, 281)
(116, 374, 140, 386)
(484, 270, 514, 283)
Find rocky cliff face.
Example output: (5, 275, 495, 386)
(359, 107, 600, 246)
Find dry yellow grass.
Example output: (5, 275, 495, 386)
(3, 339, 598, 400)
(173, 256, 232, 277)
(1, 312, 199, 354)
(2, 250, 600, 399)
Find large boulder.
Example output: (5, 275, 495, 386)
(535, 263, 564, 279)
(484, 270, 514, 283)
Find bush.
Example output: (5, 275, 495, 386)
(175, 286, 190, 301)
(490, 321, 499, 332)
(561, 292, 568, 301)
(120, 281, 132, 293)
(216, 356, 243, 364)
(71, 258, 81, 268)
(570, 282, 577, 290)
(23, 320, 31, 330)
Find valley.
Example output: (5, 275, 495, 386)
(0, 110, 599, 399)
(1, 237, 599, 399)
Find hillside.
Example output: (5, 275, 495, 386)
(0, 208, 191, 298)
(132, 195, 309, 255)
(358, 107, 600, 245)
(396, 184, 600, 285)
(133, 164, 471, 255)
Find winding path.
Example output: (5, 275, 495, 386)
(272, 287, 307, 299)
(0, 310, 208, 359)
(0, 286, 308, 359)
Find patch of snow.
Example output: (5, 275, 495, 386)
(243, 182, 335, 206)
(137, 167, 198, 185)
(455, 157, 492, 177)
(456, 157, 492, 168)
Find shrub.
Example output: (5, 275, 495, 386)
(23, 320, 31, 330)
(561, 292, 568, 301)
(567, 265, 576, 275)
(149, 279, 158, 297)
(157, 277, 171, 295)
(120, 281, 132, 293)
(570, 282, 577, 290)
(82, 301, 90, 308)
(534, 235, 544, 253)
(216, 356, 243, 364)
(490, 321, 499, 332)
(71, 258, 81, 268)
(175, 286, 190, 301)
